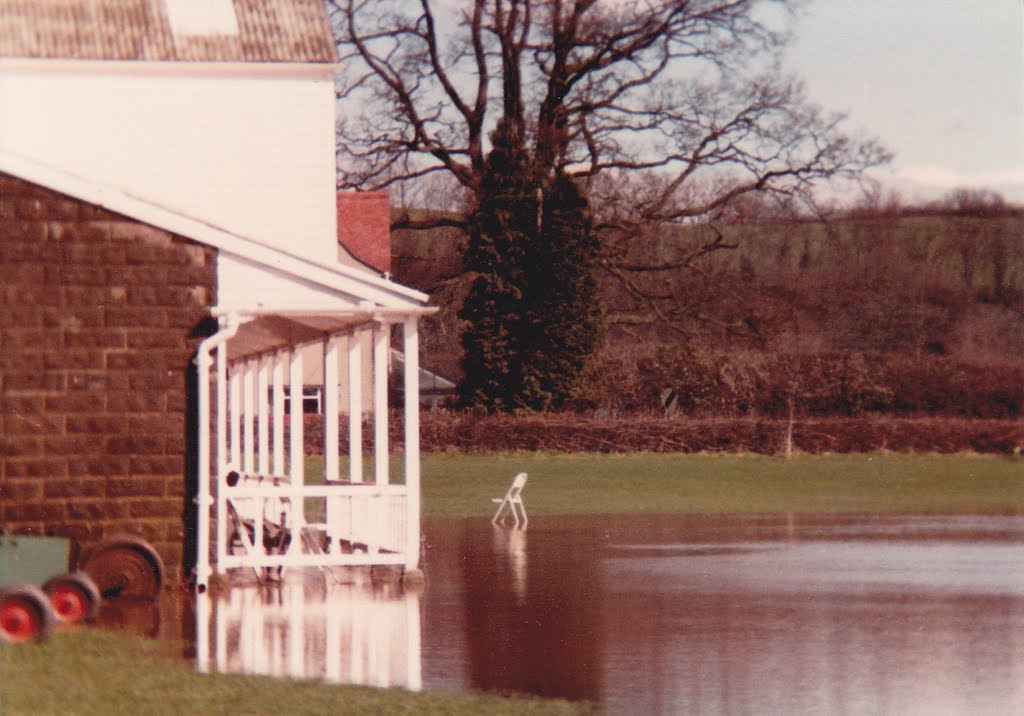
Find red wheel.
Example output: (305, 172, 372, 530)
(43, 572, 100, 624)
(0, 586, 55, 643)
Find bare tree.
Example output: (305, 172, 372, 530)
(331, 0, 887, 223)
(330, 0, 890, 362)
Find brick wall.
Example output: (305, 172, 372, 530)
(0, 172, 217, 581)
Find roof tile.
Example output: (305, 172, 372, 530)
(0, 0, 336, 62)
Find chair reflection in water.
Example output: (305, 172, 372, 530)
(491, 473, 528, 528)
(195, 579, 422, 690)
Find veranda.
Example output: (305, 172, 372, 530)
(194, 309, 429, 590)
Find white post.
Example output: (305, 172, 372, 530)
(258, 357, 270, 475)
(323, 336, 341, 483)
(229, 368, 241, 471)
(216, 343, 227, 474)
(348, 331, 363, 484)
(272, 352, 285, 475)
(243, 360, 255, 474)
(373, 323, 389, 486)
(195, 317, 238, 587)
(215, 342, 228, 573)
(289, 349, 304, 485)
(403, 317, 421, 570)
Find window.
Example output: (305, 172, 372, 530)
(165, 0, 240, 37)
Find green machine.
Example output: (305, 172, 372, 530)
(1, 535, 98, 643)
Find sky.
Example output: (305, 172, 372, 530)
(786, 0, 1024, 203)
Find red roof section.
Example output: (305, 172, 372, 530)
(337, 191, 391, 274)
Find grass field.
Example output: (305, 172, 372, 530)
(308, 452, 1024, 518)
(0, 630, 584, 716)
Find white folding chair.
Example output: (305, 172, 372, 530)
(491, 472, 528, 528)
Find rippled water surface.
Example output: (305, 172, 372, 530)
(420, 514, 1024, 714)
(117, 514, 1024, 714)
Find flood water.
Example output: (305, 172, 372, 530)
(127, 514, 1024, 714)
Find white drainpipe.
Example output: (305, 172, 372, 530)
(194, 314, 241, 591)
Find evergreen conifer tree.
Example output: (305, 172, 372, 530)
(460, 121, 603, 411)
(458, 120, 537, 410)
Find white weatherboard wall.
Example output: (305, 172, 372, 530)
(0, 62, 338, 264)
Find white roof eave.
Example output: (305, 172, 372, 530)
(0, 148, 430, 309)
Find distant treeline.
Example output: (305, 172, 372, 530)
(297, 412, 1023, 455)
(394, 205, 1024, 420)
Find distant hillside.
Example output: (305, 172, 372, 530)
(394, 212, 1024, 417)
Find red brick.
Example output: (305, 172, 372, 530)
(165, 434, 186, 454)
(62, 523, 104, 543)
(68, 500, 128, 520)
(127, 331, 181, 349)
(0, 306, 42, 328)
(127, 415, 181, 435)
(4, 412, 63, 434)
(128, 498, 182, 519)
(44, 350, 104, 370)
(0, 436, 42, 457)
(64, 328, 126, 349)
(65, 414, 127, 434)
(105, 352, 167, 371)
(19, 502, 67, 521)
(165, 478, 187, 498)
(46, 264, 108, 286)
(106, 307, 165, 329)
(165, 392, 187, 412)
(1, 395, 44, 413)
(106, 476, 166, 498)
(43, 477, 106, 499)
(105, 392, 164, 413)
(129, 372, 180, 391)
(45, 436, 104, 456)
(45, 393, 104, 413)
(66, 372, 107, 391)
(63, 286, 112, 305)
(3, 458, 66, 479)
(68, 457, 130, 478)
(1, 331, 50, 353)
(3, 371, 65, 392)
(106, 435, 164, 455)
(130, 456, 184, 475)
(1, 479, 45, 501)
(42, 307, 104, 329)
(1, 284, 61, 307)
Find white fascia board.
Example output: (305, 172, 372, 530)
(0, 149, 429, 308)
(0, 57, 340, 81)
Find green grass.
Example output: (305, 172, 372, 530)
(0, 630, 586, 716)
(411, 452, 1024, 518)
(299, 451, 1022, 517)
(302, 452, 1023, 518)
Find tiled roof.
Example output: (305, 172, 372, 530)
(0, 0, 336, 62)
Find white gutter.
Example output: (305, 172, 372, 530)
(194, 315, 241, 591)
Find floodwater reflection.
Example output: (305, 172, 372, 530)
(195, 576, 421, 690)
(421, 513, 1024, 714)
(150, 513, 1024, 713)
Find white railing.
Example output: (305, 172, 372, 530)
(217, 472, 412, 574)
